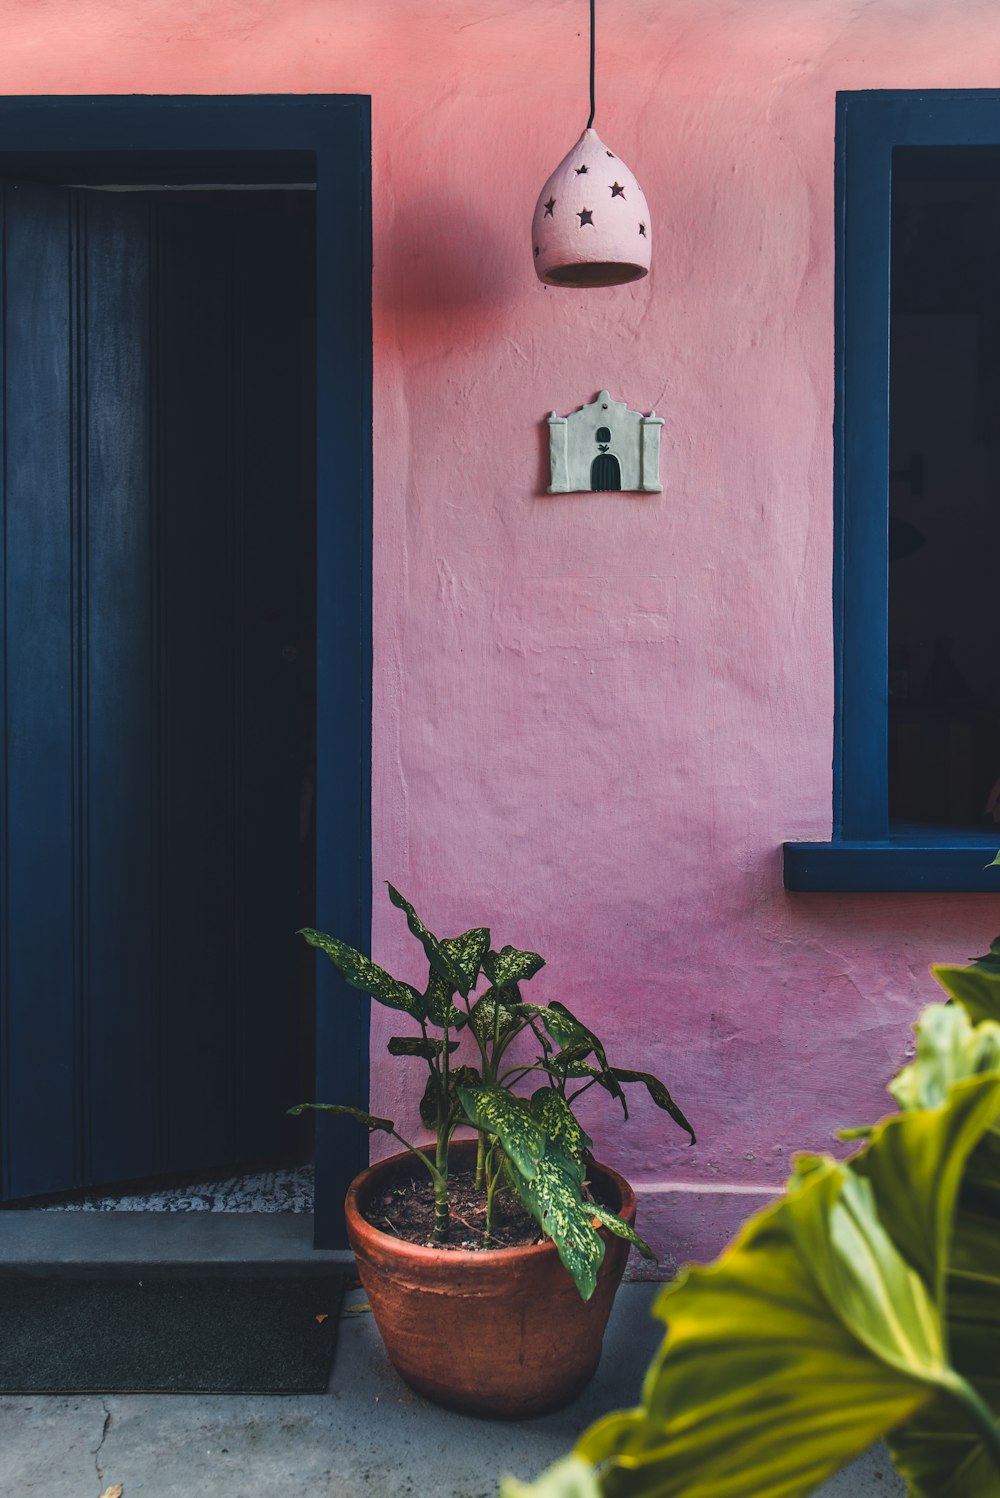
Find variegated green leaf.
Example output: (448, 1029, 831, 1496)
(606, 1068, 697, 1145)
(529, 1086, 592, 1161)
(587, 1202, 655, 1260)
(418, 1064, 481, 1131)
(482, 945, 545, 990)
(422, 932, 491, 1024)
(460, 1082, 604, 1300)
(298, 927, 422, 1017)
(442, 926, 491, 990)
(421, 969, 466, 1029)
(524, 1001, 619, 1084)
(469, 987, 523, 1047)
(287, 1102, 395, 1132)
(545, 1042, 598, 1075)
(385, 884, 480, 997)
(387, 1035, 459, 1059)
(457, 1083, 546, 1182)
(506, 1147, 605, 1301)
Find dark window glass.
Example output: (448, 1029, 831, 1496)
(889, 149, 1000, 828)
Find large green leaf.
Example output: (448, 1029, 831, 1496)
(385, 884, 485, 998)
(576, 1162, 948, 1498)
(889, 1005, 1000, 1114)
(932, 955, 1000, 1026)
(298, 927, 422, 1017)
(887, 1129, 1000, 1498)
(851, 1068, 1000, 1301)
(509, 1067, 1000, 1498)
(501, 1456, 601, 1498)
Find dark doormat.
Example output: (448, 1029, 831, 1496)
(0, 1273, 347, 1393)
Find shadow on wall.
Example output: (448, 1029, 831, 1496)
(381, 189, 516, 327)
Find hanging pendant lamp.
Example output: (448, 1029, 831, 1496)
(532, 0, 651, 288)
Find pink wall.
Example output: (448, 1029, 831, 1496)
(6, 0, 1000, 1270)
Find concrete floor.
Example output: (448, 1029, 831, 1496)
(0, 1213, 906, 1497)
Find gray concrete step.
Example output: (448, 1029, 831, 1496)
(0, 1210, 354, 1277)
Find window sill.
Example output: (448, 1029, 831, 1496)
(783, 833, 1000, 891)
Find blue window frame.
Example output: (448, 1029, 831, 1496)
(785, 90, 1000, 892)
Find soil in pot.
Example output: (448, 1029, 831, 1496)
(366, 1167, 542, 1251)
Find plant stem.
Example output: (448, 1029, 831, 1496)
(430, 1022, 452, 1245)
(498, 1062, 548, 1085)
(387, 1129, 443, 1190)
(945, 1372, 1000, 1474)
(475, 1130, 486, 1190)
(433, 1127, 450, 1244)
(567, 1078, 600, 1104)
(484, 1143, 502, 1244)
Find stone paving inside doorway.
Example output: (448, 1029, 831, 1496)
(33, 1166, 315, 1215)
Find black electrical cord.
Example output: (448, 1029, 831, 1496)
(587, 0, 596, 129)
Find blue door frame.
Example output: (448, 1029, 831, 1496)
(0, 96, 372, 1247)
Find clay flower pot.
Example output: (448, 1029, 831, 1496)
(345, 1139, 637, 1418)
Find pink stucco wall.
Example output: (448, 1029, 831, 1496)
(6, 0, 1000, 1270)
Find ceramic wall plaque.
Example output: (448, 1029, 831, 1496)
(547, 390, 663, 494)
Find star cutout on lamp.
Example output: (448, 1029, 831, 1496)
(544, 197, 556, 217)
(639, 222, 647, 236)
(610, 182, 625, 198)
(574, 163, 588, 175)
(606, 150, 615, 157)
(577, 208, 594, 227)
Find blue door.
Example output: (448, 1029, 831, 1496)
(0, 182, 317, 1199)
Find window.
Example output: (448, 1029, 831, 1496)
(784, 91, 1000, 890)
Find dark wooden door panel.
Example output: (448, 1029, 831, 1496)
(0, 183, 315, 1200)
(84, 193, 160, 1186)
(1, 182, 78, 1199)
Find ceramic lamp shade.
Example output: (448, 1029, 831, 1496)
(532, 127, 650, 288)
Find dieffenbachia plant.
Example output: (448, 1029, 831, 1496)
(292, 883, 695, 1300)
(501, 946, 1000, 1498)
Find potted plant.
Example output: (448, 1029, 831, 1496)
(292, 883, 695, 1418)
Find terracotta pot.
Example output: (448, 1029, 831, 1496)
(345, 1139, 637, 1418)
